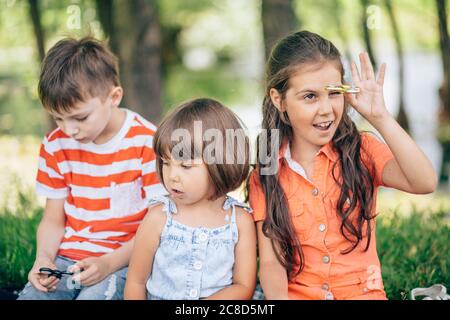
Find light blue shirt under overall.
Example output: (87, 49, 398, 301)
(146, 195, 252, 300)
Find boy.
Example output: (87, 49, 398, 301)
(17, 37, 165, 300)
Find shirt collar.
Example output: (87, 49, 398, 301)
(279, 140, 339, 163)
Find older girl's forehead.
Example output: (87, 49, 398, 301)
(289, 63, 342, 90)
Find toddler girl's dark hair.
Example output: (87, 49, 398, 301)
(252, 30, 375, 280)
(154, 98, 250, 200)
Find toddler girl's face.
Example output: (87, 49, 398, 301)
(161, 156, 213, 205)
(272, 61, 345, 151)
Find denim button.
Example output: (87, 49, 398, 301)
(189, 289, 198, 298)
(319, 224, 326, 232)
(325, 291, 334, 300)
(322, 283, 329, 291)
(322, 255, 330, 264)
(312, 188, 319, 196)
(199, 233, 208, 242)
(194, 261, 202, 270)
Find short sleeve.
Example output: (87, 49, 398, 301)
(248, 169, 267, 222)
(36, 136, 68, 199)
(141, 138, 167, 199)
(360, 133, 394, 187)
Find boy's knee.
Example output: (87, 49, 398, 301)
(17, 282, 49, 300)
(77, 270, 127, 300)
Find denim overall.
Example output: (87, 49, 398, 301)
(146, 195, 252, 300)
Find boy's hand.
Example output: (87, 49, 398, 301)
(28, 257, 59, 292)
(70, 256, 111, 287)
(346, 52, 391, 126)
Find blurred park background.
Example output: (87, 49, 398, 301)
(0, 0, 449, 300)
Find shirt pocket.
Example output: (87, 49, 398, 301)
(335, 268, 386, 299)
(288, 198, 313, 242)
(110, 178, 145, 218)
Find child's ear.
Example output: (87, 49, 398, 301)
(269, 88, 285, 112)
(110, 86, 123, 108)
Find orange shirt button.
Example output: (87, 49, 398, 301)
(319, 224, 326, 232)
(312, 188, 319, 196)
(322, 255, 330, 264)
(322, 283, 329, 291)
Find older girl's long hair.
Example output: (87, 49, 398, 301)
(252, 31, 375, 280)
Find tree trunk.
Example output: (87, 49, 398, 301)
(28, 0, 45, 62)
(360, 0, 378, 69)
(436, 0, 450, 123)
(97, 0, 163, 122)
(95, 0, 119, 56)
(261, 0, 299, 61)
(28, 0, 54, 132)
(384, 0, 409, 132)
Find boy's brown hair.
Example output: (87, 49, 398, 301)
(38, 36, 120, 114)
(153, 98, 250, 200)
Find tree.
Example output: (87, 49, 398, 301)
(28, 0, 45, 62)
(384, 0, 409, 132)
(436, 0, 450, 123)
(360, 0, 378, 69)
(261, 0, 299, 60)
(96, 0, 163, 122)
(27, 0, 54, 131)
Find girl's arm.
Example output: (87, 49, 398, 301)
(124, 205, 166, 300)
(346, 52, 437, 194)
(255, 221, 289, 300)
(205, 209, 257, 300)
(374, 116, 437, 194)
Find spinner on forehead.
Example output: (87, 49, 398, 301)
(324, 85, 360, 94)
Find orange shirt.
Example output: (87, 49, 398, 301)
(249, 133, 394, 300)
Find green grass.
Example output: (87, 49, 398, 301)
(377, 208, 450, 300)
(0, 190, 449, 299)
(0, 190, 42, 292)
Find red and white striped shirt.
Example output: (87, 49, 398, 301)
(36, 108, 166, 261)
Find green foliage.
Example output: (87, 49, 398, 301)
(377, 209, 450, 300)
(164, 64, 261, 112)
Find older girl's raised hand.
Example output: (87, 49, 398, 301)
(346, 52, 390, 125)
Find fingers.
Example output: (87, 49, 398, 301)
(72, 265, 97, 286)
(68, 261, 85, 273)
(363, 52, 375, 80)
(377, 63, 386, 85)
(359, 53, 367, 80)
(345, 92, 358, 108)
(351, 61, 361, 83)
(40, 278, 59, 292)
(29, 259, 59, 292)
(29, 273, 49, 292)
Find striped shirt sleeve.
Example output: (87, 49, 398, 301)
(36, 136, 69, 199)
(141, 136, 167, 200)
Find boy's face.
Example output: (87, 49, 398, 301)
(49, 87, 123, 144)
